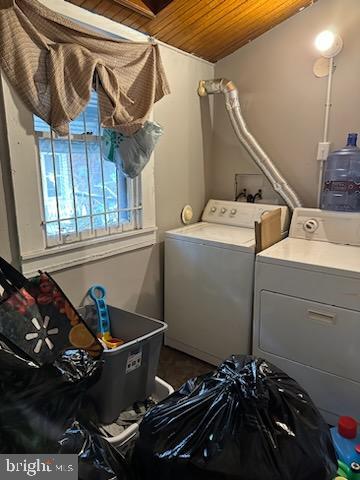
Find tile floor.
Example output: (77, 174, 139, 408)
(157, 346, 213, 389)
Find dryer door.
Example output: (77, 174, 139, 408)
(259, 291, 360, 382)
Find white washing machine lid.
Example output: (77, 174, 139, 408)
(165, 222, 255, 252)
(257, 237, 360, 279)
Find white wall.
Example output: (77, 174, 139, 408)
(155, 45, 214, 239)
(211, 0, 360, 207)
(0, 95, 17, 265)
(54, 47, 213, 319)
(0, 8, 214, 318)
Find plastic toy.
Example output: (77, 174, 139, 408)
(336, 460, 360, 479)
(88, 285, 124, 349)
(331, 417, 360, 467)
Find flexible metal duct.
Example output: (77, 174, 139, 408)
(198, 78, 302, 210)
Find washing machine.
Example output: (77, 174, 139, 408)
(164, 199, 289, 365)
(253, 207, 360, 425)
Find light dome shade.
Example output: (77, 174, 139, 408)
(315, 30, 343, 58)
(315, 30, 335, 51)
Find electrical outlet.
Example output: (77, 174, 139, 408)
(317, 141, 331, 161)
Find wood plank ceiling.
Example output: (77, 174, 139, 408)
(66, 0, 315, 62)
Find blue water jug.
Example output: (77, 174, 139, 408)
(321, 133, 360, 211)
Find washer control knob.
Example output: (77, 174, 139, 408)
(210, 207, 217, 213)
(221, 207, 227, 214)
(230, 209, 237, 216)
(304, 218, 319, 233)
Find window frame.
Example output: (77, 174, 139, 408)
(0, 2, 157, 277)
(34, 96, 141, 247)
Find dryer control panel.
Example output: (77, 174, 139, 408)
(290, 208, 360, 246)
(202, 199, 289, 232)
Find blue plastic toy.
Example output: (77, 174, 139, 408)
(331, 417, 360, 469)
(88, 285, 124, 349)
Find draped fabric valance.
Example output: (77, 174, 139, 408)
(0, 0, 170, 136)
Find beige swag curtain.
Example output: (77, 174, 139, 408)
(0, 0, 170, 136)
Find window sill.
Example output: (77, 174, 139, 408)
(21, 227, 157, 277)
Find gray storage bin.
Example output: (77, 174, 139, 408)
(81, 305, 167, 424)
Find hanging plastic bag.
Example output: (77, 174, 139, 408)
(103, 121, 163, 178)
(0, 257, 102, 365)
(133, 355, 337, 480)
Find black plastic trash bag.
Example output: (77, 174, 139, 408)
(133, 355, 337, 480)
(59, 419, 134, 480)
(0, 347, 101, 453)
(0, 345, 132, 479)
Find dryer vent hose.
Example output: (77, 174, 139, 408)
(198, 78, 302, 210)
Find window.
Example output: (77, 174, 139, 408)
(34, 91, 141, 246)
(0, 1, 157, 277)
